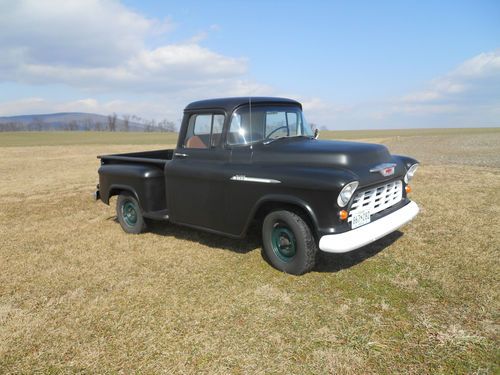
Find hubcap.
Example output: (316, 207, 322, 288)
(122, 201, 138, 226)
(271, 223, 297, 262)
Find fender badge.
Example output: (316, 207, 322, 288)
(230, 175, 281, 184)
(370, 163, 396, 177)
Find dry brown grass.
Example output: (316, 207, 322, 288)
(0, 129, 499, 373)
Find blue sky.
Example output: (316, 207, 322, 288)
(0, 0, 499, 129)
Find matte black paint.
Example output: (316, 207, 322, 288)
(97, 97, 418, 239)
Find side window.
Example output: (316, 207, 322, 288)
(265, 111, 288, 138)
(184, 114, 225, 149)
(227, 109, 265, 146)
(193, 114, 212, 135)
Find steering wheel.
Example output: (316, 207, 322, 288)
(266, 126, 289, 139)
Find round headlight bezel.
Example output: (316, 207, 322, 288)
(337, 181, 359, 207)
(404, 163, 419, 184)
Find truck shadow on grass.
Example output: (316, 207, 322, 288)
(313, 231, 403, 273)
(109, 216, 403, 273)
(141, 219, 261, 254)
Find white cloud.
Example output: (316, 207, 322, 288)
(401, 51, 500, 107)
(0, 1, 497, 129)
(401, 90, 442, 103)
(0, 97, 180, 120)
(0, 0, 159, 68)
(0, 97, 48, 116)
(0, 0, 259, 97)
(454, 51, 500, 77)
(362, 50, 500, 127)
(0, 0, 280, 119)
(0, 1, 369, 127)
(298, 97, 353, 126)
(8, 44, 249, 92)
(280, 51, 500, 129)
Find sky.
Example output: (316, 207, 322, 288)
(0, 0, 499, 129)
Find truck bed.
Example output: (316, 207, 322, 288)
(98, 149, 174, 166)
(97, 149, 173, 219)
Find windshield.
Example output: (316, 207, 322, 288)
(227, 106, 313, 146)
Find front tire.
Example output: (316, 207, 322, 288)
(262, 210, 318, 275)
(116, 193, 146, 234)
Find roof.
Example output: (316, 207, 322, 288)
(184, 97, 302, 113)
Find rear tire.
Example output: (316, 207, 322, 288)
(116, 193, 146, 234)
(262, 210, 317, 275)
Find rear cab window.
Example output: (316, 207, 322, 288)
(183, 113, 225, 149)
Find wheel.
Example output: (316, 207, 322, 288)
(262, 210, 318, 275)
(116, 193, 146, 234)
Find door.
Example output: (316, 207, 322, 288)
(165, 111, 229, 231)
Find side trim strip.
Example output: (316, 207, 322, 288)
(230, 175, 281, 184)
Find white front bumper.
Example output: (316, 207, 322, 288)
(318, 201, 419, 253)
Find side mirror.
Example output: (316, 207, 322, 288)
(314, 128, 319, 139)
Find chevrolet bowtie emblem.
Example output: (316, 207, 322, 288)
(370, 163, 396, 177)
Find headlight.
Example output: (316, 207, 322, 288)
(404, 163, 419, 184)
(337, 181, 359, 207)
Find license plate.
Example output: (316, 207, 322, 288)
(351, 210, 371, 229)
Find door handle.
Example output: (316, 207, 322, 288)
(174, 152, 188, 158)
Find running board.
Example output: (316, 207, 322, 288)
(143, 209, 169, 221)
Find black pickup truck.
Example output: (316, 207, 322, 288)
(95, 97, 419, 275)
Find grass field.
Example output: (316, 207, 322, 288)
(1, 127, 500, 147)
(0, 131, 180, 147)
(0, 128, 499, 373)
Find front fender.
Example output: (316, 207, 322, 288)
(393, 155, 419, 170)
(228, 166, 362, 238)
(243, 194, 320, 235)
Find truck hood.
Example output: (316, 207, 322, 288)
(254, 138, 392, 168)
(252, 138, 404, 186)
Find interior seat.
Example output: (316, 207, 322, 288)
(186, 135, 207, 149)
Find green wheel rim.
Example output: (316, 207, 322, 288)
(271, 223, 297, 262)
(122, 201, 138, 227)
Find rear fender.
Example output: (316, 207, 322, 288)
(98, 164, 165, 213)
(106, 184, 140, 207)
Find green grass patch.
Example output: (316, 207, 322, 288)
(0, 131, 179, 147)
(319, 127, 500, 140)
(1, 127, 498, 147)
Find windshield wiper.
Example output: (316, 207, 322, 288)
(262, 135, 312, 145)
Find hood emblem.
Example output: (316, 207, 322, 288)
(370, 163, 396, 177)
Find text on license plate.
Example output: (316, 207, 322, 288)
(351, 210, 371, 229)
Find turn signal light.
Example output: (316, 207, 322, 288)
(339, 210, 348, 221)
(405, 185, 412, 194)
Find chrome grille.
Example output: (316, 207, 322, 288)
(348, 180, 403, 223)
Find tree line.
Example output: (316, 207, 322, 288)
(0, 113, 178, 132)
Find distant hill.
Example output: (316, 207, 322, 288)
(0, 112, 148, 131)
